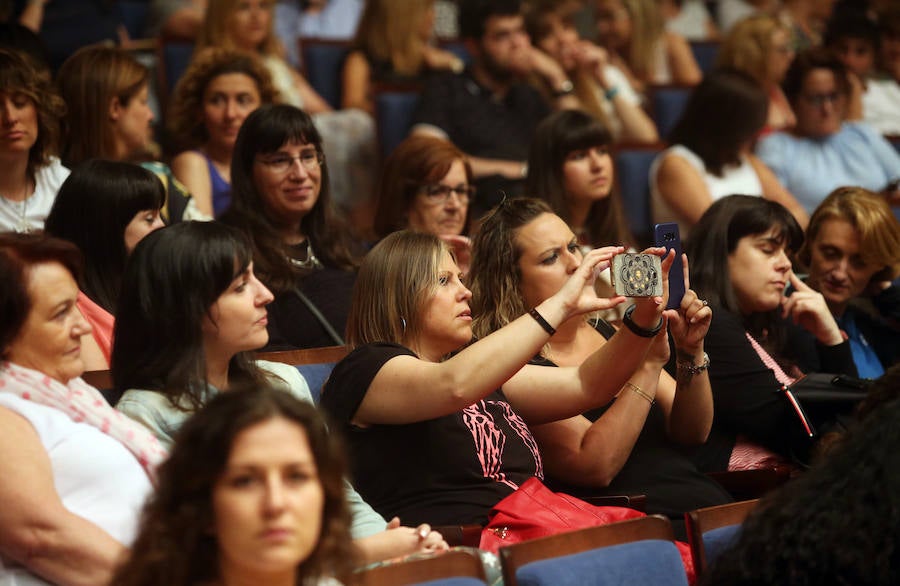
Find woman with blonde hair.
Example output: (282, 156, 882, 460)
(168, 47, 279, 217)
(717, 14, 797, 132)
(524, 0, 659, 143)
(594, 0, 702, 91)
(341, 0, 463, 114)
(798, 187, 900, 378)
(56, 46, 206, 223)
(197, 0, 377, 215)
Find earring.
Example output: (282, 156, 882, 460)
(401, 317, 407, 332)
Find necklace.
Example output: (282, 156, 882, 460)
(288, 240, 323, 270)
(0, 180, 33, 233)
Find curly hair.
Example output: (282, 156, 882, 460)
(782, 47, 851, 105)
(167, 47, 279, 151)
(111, 386, 357, 586)
(702, 390, 900, 585)
(469, 197, 554, 340)
(0, 48, 66, 179)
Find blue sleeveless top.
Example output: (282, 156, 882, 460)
(198, 151, 232, 217)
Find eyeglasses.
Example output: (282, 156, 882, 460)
(419, 183, 475, 205)
(256, 150, 323, 173)
(801, 92, 842, 107)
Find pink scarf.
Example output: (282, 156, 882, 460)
(0, 361, 166, 482)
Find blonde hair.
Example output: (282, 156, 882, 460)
(198, 0, 283, 57)
(56, 46, 149, 166)
(353, 0, 434, 75)
(717, 14, 788, 86)
(346, 231, 447, 350)
(167, 47, 279, 150)
(799, 187, 900, 283)
(621, 0, 665, 83)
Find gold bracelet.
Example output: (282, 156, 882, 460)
(625, 381, 655, 405)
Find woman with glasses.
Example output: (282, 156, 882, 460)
(219, 104, 361, 351)
(373, 135, 472, 268)
(756, 48, 900, 214)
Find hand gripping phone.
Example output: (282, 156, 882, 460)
(654, 222, 685, 310)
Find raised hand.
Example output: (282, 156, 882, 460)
(664, 254, 711, 355)
(553, 246, 626, 317)
(782, 271, 844, 346)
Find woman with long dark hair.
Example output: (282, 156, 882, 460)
(220, 104, 361, 350)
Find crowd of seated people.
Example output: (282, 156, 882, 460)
(2, 0, 900, 583)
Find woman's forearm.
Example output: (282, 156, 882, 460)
(665, 348, 714, 444)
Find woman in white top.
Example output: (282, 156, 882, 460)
(651, 69, 807, 233)
(0, 233, 163, 586)
(0, 48, 68, 234)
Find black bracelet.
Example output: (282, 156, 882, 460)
(529, 308, 556, 336)
(622, 304, 662, 338)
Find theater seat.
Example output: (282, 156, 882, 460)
(615, 144, 665, 245)
(374, 84, 422, 160)
(301, 39, 352, 109)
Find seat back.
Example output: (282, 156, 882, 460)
(117, 1, 150, 40)
(373, 84, 422, 160)
(300, 39, 352, 109)
(157, 38, 194, 113)
(648, 84, 692, 139)
(349, 549, 487, 586)
(689, 41, 720, 75)
(256, 345, 348, 403)
(685, 498, 758, 576)
(614, 143, 665, 245)
(499, 515, 677, 586)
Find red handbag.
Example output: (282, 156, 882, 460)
(479, 477, 695, 583)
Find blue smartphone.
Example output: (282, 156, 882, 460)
(653, 222, 685, 310)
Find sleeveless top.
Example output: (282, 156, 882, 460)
(650, 144, 763, 233)
(196, 150, 232, 217)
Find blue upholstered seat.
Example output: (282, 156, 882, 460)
(375, 90, 421, 159)
(615, 146, 663, 244)
(294, 363, 337, 404)
(515, 539, 688, 586)
(301, 41, 352, 109)
(702, 524, 742, 568)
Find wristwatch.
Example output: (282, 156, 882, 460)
(553, 79, 574, 98)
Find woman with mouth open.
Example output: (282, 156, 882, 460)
(320, 228, 672, 526)
(685, 195, 858, 473)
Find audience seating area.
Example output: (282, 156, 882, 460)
(685, 499, 759, 578)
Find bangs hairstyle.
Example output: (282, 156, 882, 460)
(346, 230, 447, 349)
(222, 104, 357, 292)
(167, 47, 279, 150)
(44, 160, 166, 314)
(0, 48, 65, 177)
(798, 186, 900, 283)
(687, 194, 803, 316)
(668, 69, 768, 175)
(373, 134, 473, 238)
(111, 386, 356, 586)
(111, 221, 267, 408)
(526, 110, 632, 247)
(56, 46, 149, 166)
(469, 197, 553, 340)
(0, 233, 82, 358)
